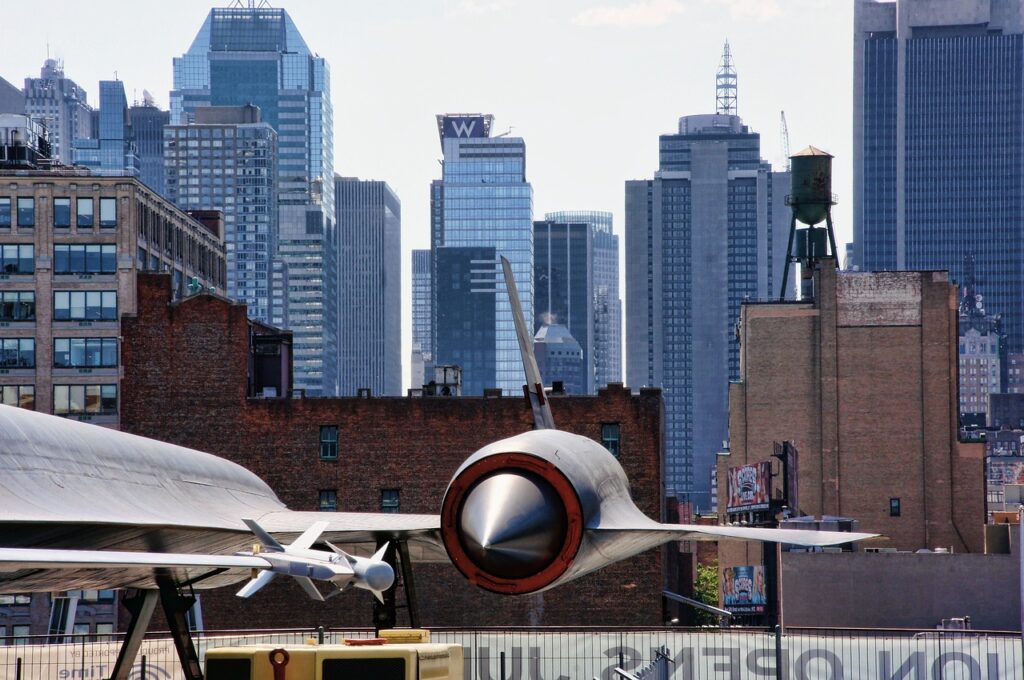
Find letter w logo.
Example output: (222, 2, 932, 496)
(450, 119, 477, 137)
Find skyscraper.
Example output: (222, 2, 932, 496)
(545, 210, 622, 389)
(625, 43, 790, 507)
(431, 114, 533, 395)
(411, 249, 432, 389)
(164, 105, 278, 322)
(335, 177, 401, 397)
(72, 81, 139, 177)
(129, 93, 170, 196)
(855, 0, 1024, 351)
(23, 59, 91, 165)
(533, 219, 594, 393)
(172, 4, 336, 395)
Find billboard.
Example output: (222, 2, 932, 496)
(987, 456, 1024, 485)
(441, 115, 488, 139)
(722, 565, 767, 614)
(726, 461, 771, 512)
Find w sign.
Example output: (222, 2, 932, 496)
(443, 116, 486, 139)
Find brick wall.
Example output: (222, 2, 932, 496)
(120, 274, 667, 628)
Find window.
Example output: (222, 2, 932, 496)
(16, 198, 33, 227)
(0, 291, 34, 321)
(601, 423, 621, 458)
(54, 338, 117, 368)
(0, 594, 31, 605)
(889, 498, 901, 517)
(54, 245, 117, 274)
(76, 198, 93, 227)
(319, 425, 338, 460)
(53, 291, 117, 321)
(1, 385, 34, 410)
(53, 384, 117, 416)
(1, 339, 34, 368)
(12, 625, 30, 642)
(99, 198, 117, 227)
(381, 489, 400, 514)
(1, 245, 33, 274)
(0, 198, 10, 227)
(318, 489, 337, 512)
(53, 198, 71, 228)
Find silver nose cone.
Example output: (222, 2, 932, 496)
(459, 470, 567, 579)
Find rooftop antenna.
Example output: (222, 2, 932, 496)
(716, 40, 737, 116)
(228, 0, 272, 7)
(779, 111, 791, 171)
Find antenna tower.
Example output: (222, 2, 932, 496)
(716, 41, 738, 115)
(780, 111, 791, 171)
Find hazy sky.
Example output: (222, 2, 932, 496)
(1, 0, 854, 389)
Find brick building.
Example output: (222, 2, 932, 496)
(120, 273, 667, 628)
(720, 266, 985, 577)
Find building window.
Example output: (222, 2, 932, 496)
(1, 339, 34, 368)
(601, 423, 621, 458)
(53, 198, 71, 228)
(0, 291, 35, 321)
(99, 198, 117, 228)
(12, 625, 30, 641)
(1, 245, 33, 274)
(318, 490, 338, 512)
(1, 385, 34, 410)
(53, 384, 117, 416)
(0, 198, 10, 227)
(54, 245, 117, 274)
(319, 425, 338, 460)
(54, 338, 117, 368)
(889, 498, 901, 517)
(0, 594, 31, 605)
(16, 198, 33, 227)
(76, 198, 93, 228)
(53, 291, 117, 321)
(381, 489, 400, 513)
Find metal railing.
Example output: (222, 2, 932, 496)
(0, 626, 1021, 680)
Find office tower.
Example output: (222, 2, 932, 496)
(625, 43, 790, 507)
(73, 81, 139, 177)
(855, 0, 1024, 351)
(0, 114, 225, 426)
(172, 4, 336, 395)
(23, 59, 91, 165)
(411, 249, 432, 388)
(164, 105, 278, 322)
(958, 256, 1005, 425)
(534, 324, 586, 395)
(431, 114, 533, 395)
(545, 210, 622, 388)
(335, 177, 401, 396)
(129, 93, 170, 196)
(533, 219, 594, 393)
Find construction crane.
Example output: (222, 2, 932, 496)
(780, 110, 791, 171)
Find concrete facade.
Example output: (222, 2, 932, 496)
(120, 273, 667, 628)
(721, 266, 985, 562)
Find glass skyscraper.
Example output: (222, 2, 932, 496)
(626, 101, 790, 507)
(73, 81, 139, 177)
(23, 59, 91, 165)
(129, 97, 170, 196)
(335, 177, 401, 397)
(855, 0, 1024, 352)
(545, 210, 622, 390)
(431, 114, 534, 395)
(411, 249, 432, 388)
(164, 105, 278, 322)
(172, 5, 336, 395)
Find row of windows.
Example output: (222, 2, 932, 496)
(53, 384, 117, 416)
(53, 291, 118, 321)
(0, 198, 117, 229)
(0, 338, 118, 369)
(318, 489, 400, 513)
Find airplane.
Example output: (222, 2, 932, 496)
(0, 256, 877, 680)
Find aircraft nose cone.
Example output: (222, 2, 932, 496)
(364, 561, 395, 592)
(459, 470, 568, 579)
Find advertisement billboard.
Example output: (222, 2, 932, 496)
(987, 456, 1024, 485)
(726, 461, 771, 512)
(722, 565, 767, 614)
(440, 115, 488, 139)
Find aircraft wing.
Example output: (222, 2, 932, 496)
(0, 547, 269, 571)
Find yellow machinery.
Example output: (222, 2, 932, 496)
(204, 630, 464, 680)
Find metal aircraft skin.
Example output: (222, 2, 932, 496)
(0, 257, 878, 600)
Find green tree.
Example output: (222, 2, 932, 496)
(693, 561, 720, 626)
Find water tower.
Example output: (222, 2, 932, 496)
(778, 146, 839, 300)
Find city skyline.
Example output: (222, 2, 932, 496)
(0, 0, 854, 389)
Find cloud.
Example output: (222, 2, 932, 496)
(572, 0, 687, 28)
(458, 0, 512, 13)
(705, 0, 781, 20)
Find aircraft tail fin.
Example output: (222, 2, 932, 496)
(501, 256, 555, 430)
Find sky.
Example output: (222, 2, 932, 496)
(0, 0, 855, 390)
